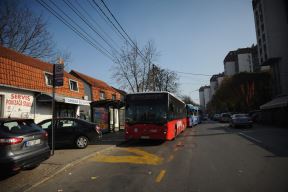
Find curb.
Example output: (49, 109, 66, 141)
(24, 146, 114, 192)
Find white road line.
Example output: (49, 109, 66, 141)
(239, 132, 262, 144)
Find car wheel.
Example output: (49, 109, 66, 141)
(75, 136, 88, 149)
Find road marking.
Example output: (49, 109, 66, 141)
(90, 148, 163, 165)
(155, 170, 166, 183)
(239, 132, 262, 144)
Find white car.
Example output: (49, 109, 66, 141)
(229, 114, 253, 128)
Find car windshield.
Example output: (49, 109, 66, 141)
(1, 120, 42, 134)
(126, 102, 167, 124)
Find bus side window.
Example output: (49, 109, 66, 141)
(169, 104, 174, 120)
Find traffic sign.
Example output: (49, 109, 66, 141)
(53, 64, 64, 86)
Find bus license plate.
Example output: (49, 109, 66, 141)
(141, 136, 150, 139)
(25, 139, 41, 147)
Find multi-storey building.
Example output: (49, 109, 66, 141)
(224, 45, 260, 76)
(199, 86, 205, 109)
(252, 0, 288, 124)
(253, 0, 288, 97)
(203, 86, 211, 108)
(210, 73, 224, 98)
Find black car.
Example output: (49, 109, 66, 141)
(0, 118, 50, 173)
(38, 118, 99, 149)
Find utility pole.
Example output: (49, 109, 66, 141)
(152, 64, 156, 91)
(51, 59, 64, 155)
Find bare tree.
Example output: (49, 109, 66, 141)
(0, 0, 54, 59)
(113, 40, 179, 94)
(113, 41, 159, 93)
(180, 95, 197, 105)
(153, 66, 179, 93)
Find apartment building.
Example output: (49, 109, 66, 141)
(210, 73, 224, 98)
(224, 45, 260, 76)
(253, 0, 288, 97)
(252, 0, 288, 124)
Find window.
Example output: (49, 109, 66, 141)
(58, 120, 76, 128)
(2, 120, 41, 133)
(112, 94, 116, 100)
(100, 91, 105, 100)
(262, 33, 266, 42)
(69, 79, 79, 91)
(45, 73, 53, 86)
(39, 120, 52, 129)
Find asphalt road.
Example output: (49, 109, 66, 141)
(24, 122, 288, 192)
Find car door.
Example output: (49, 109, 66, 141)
(38, 120, 52, 144)
(56, 119, 76, 145)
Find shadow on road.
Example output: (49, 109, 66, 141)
(205, 124, 288, 157)
(116, 139, 165, 148)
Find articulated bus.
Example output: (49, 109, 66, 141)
(125, 92, 187, 141)
(186, 104, 200, 127)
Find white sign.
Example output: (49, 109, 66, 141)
(3, 92, 34, 118)
(64, 97, 91, 106)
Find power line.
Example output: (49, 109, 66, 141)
(88, 0, 124, 41)
(75, 0, 121, 50)
(174, 70, 213, 76)
(36, 0, 114, 61)
(91, 0, 134, 49)
(99, 0, 147, 59)
(48, 0, 114, 58)
(62, 0, 120, 55)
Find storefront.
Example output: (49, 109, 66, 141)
(91, 100, 125, 133)
(35, 93, 91, 123)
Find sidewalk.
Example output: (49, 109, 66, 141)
(0, 131, 125, 192)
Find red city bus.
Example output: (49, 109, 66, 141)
(125, 92, 187, 141)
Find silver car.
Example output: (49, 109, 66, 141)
(0, 118, 50, 173)
(229, 114, 253, 128)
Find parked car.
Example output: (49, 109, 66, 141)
(229, 114, 253, 128)
(0, 118, 50, 173)
(220, 113, 231, 123)
(249, 110, 261, 123)
(213, 114, 221, 121)
(38, 118, 99, 149)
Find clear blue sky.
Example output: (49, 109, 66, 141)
(27, 0, 256, 104)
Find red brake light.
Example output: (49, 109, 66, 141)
(0, 137, 23, 145)
(43, 131, 48, 138)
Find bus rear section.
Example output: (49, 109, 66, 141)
(125, 92, 187, 141)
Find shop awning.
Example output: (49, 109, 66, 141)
(36, 93, 91, 106)
(260, 95, 288, 110)
(36, 93, 65, 102)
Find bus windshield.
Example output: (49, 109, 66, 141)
(126, 102, 167, 124)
